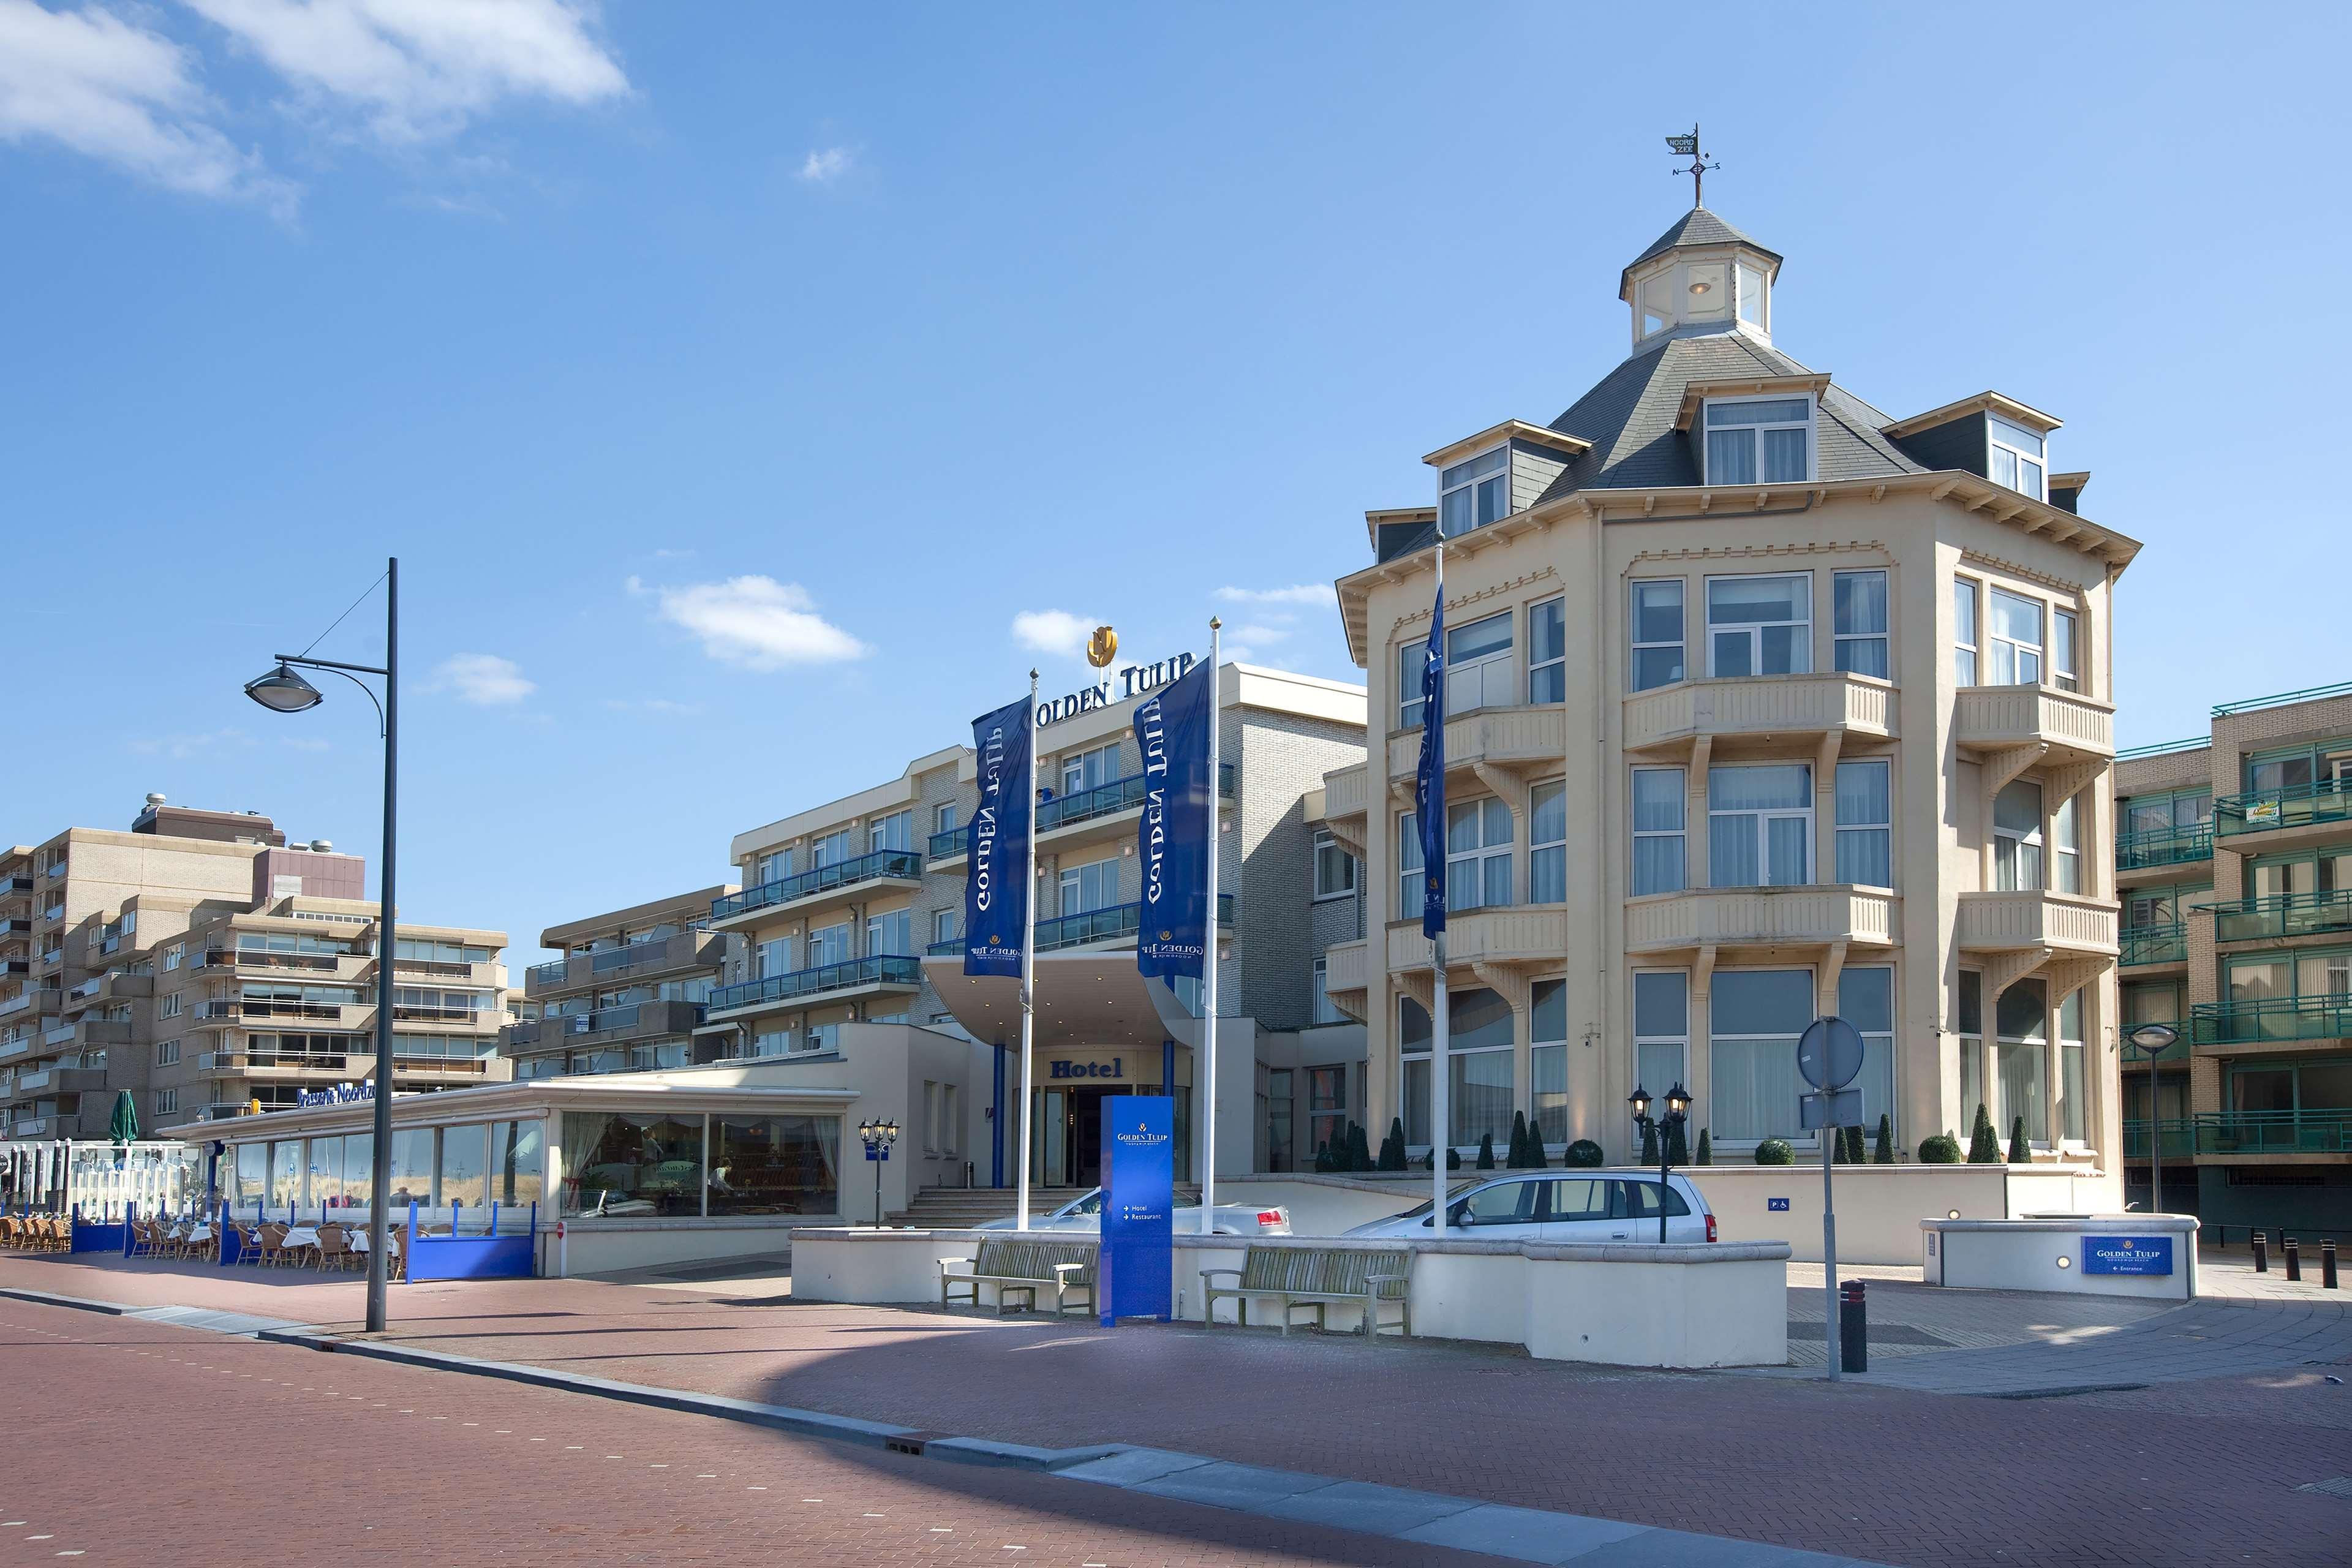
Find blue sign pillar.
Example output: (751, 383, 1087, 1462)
(1100, 1095, 1174, 1325)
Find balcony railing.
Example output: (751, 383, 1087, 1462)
(202, 948, 348, 973)
(2215, 779, 2352, 839)
(2192, 1109, 2352, 1155)
(527, 957, 570, 987)
(589, 940, 680, 975)
(42, 1023, 75, 1047)
(711, 850, 925, 921)
(2115, 824, 2213, 870)
(709, 956, 922, 1013)
(928, 765, 1237, 859)
(2199, 888, 2352, 943)
(927, 895, 1237, 957)
(2191, 993, 2352, 1046)
(2119, 921, 2187, 967)
(2120, 1118, 2196, 1159)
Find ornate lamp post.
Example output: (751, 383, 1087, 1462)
(858, 1117, 900, 1227)
(1627, 1082, 1692, 1243)
(2126, 1023, 2180, 1215)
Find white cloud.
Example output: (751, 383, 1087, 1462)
(1227, 621, 1293, 646)
(601, 696, 702, 717)
(433, 651, 535, 705)
(280, 736, 333, 752)
(129, 725, 256, 758)
(797, 144, 851, 183)
(184, 0, 629, 144)
(638, 575, 867, 671)
(0, 0, 294, 216)
(1011, 609, 1101, 660)
(1216, 583, 1336, 609)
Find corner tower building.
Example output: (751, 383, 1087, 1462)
(1317, 204, 2140, 1180)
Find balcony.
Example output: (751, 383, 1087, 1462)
(1953, 684, 2115, 767)
(198, 948, 353, 976)
(524, 932, 728, 1000)
(198, 998, 364, 1025)
(708, 956, 922, 1016)
(1954, 891, 2119, 956)
(1624, 886, 1898, 956)
(708, 849, 926, 930)
(2192, 1110, 2352, 1158)
(2190, 994, 2352, 1047)
(2119, 921, 2187, 968)
(0, 993, 31, 1019)
(10, 1118, 49, 1138)
(1322, 938, 1369, 1000)
(41, 1022, 76, 1049)
(1387, 706, 1569, 779)
(1322, 763, 1368, 824)
(1622, 674, 1895, 758)
(2121, 1118, 2195, 1160)
(928, 765, 1237, 864)
(1384, 905, 1570, 972)
(526, 997, 707, 1042)
(2201, 889, 2352, 945)
(0, 1038, 28, 1061)
(2116, 824, 2212, 873)
(925, 895, 1238, 958)
(200, 1048, 350, 1078)
(2215, 780, 2352, 844)
(0, 919, 29, 938)
(70, 1019, 132, 1048)
(1, 877, 31, 895)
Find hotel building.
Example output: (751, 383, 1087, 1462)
(0, 797, 508, 1148)
(2114, 682, 2352, 1232)
(1316, 203, 2139, 1185)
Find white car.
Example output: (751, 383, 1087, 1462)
(1342, 1170, 1715, 1244)
(978, 1188, 1292, 1236)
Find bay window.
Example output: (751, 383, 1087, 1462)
(1632, 767, 1686, 894)
(2052, 609, 2079, 693)
(1703, 398, 1812, 485)
(1833, 570, 1888, 678)
(1834, 760, 1891, 887)
(1447, 987, 1515, 1149)
(1398, 812, 1425, 921)
(1956, 970, 1984, 1121)
(2051, 792, 2082, 894)
(1398, 641, 1429, 729)
(1709, 764, 1811, 888)
(1630, 579, 1686, 691)
(1529, 597, 1566, 703)
(1994, 780, 2045, 891)
(1988, 589, 2043, 685)
(1532, 978, 1568, 1146)
(1954, 578, 1980, 686)
(1445, 611, 1514, 714)
(1400, 996, 1431, 1146)
(1995, 979, 2049, 1145)
(1447, 799, 1513, 911)
(2059, 990, 2087, 1144)
(1707, 574, 1812, 677)
(1529, 783, 1567, 903)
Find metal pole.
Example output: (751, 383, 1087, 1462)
(1430, 539, 1449, 1237)
(873, 1147, 883, 1227)
(1822, 1109, 1839, 1382)
(1016, 670, 1039, 1231)
(1200, 619, 1221, 1233)
(365, 556, 397, 1335)
(1658, 1118, 1672, 1244)
(2148, 1047, 2162, 1216)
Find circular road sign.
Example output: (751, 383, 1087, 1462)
(1797, 1016, 1866, 1091)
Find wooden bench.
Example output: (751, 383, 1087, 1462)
(1201, 1245, 1412, 1338)
(939, 1237, 1098, 1316)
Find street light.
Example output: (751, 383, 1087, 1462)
(858, 1117, 900, 1227)
(2126, 1022, 2180, 1216)
(1627, 1081, 1691, 1243)
(242, 558, 398, 1334)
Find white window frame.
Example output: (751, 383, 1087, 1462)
(155, 1039, 180, 1067)
(1629, 579, 1687, 692)
(1706, 966, 1818, 1147)
(1705, 572, 1814, 678)
(1987, 415, 2047, 502)
(1633, 969, 1690, 1104)
(1444, 610, 1514, 715)
(1058, 856, 1118, 916)
(1701, 396, 1814, 486)
(1994, 779, 2046, 892)
(1831, 569, 1890, 679)
(2051, 608, 2080, 693)
(1309, 957, 1344, 1026)
(1397, 641, 1429, 731)
(1988, 588, 2045, 686)
(807, 921, 852, 968)
(160, 992, 181, 1019)
(933, 802, 959, 837)
(1529, 781, 1567, 903)
(2051, 791, 2082, 895)
(1398, 811, 1425, 921)
(1708, 764, 1814, 889)
(163, 943, 182, 972)
(1833, 759, 1893, 889)
(1528, 595, 1566, 703)
(1953, 577, 1980, 687)
(865, 908, 912, 958)
(1061, 742, 1122, 796)
(156, 1087, 178, 1117)
(1630, 766, 1686, 895)
(1446, 798, 1513, 913)
(810, 829, 853, 870)
(867, 810, 913, 854)
(1311, 829, 1357, 902)
(1438, 444, 1510, 537)
(932, 908, 959, 948)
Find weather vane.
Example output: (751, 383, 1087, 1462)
(1666, 124, 1718, 208)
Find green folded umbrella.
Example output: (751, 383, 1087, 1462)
(109, 1089, 138, 1147)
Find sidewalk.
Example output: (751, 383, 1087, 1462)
(5, 1250, 2348, 1567)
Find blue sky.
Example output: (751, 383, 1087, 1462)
(6, 2, 2348, 960)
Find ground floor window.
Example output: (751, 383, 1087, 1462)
(1839, 966, 1896, 1138)
(562, 1112, 707, 1216)
(1307, 1066, 1344, 1163)
(389, 1127, 435, 1211)
(1266, 1068, 1294, 1172)
(1532, 978, 1568, 1145)
(707, 1115, 841, 1216)
(491, 1120, 545, 1207)
(1708, 969, 1811, 1142)
(1635, 970, 1689, 1101)
(1995, 979, 2049, 1145)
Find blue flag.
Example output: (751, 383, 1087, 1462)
(1415, 583, 1447, 938)
(1134, 656, 1213, 979)
(963, 695, 1035, 976)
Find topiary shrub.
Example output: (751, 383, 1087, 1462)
(2008, 1115, 2030, 1165)
(1447, 1145, 1461, 1170)
(1831, 1126, 1850, 1163)
(1505, 1111, 1532, 1168)
(1664, 1118, 1689, 1167)
(1347, 1121, 1374, 1172)
(1844, 1126, 1866, 1164)
(1639, 1120, 1660, 1164)
(1312, 1140, 1333, 1173)
(1476, 1133, 1496, 1170)
(1872, 1114, 1894, 1164)
(1754, 1137, 1796, 1166)
(1565, 1138, 1605, 1169)
(1695, 1128, 1713, 1166)
(1377, 1118, 1408, 1172)
(1917, 1131, 1961, 1165)
(1967, 1103, 2002, 1164)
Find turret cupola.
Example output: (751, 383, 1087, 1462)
(1619, 206, 1783, 349)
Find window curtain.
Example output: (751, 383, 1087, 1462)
(1707, 429, 1755, 485)
(560, 1111, 614, 1215)
(1834, 762, 1891, 886)
(1448, 1052, 1513, 1147)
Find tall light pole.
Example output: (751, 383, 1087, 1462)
(244, 557, 398, 1333)
(2127, 1022, 2180, 1216)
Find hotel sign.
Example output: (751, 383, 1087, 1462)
(1036, 652, 1197, 728)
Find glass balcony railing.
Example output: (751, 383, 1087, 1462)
(2120, 1118, 2195, 1159)
(2114, 824, 2212, 870)
(2119, 921, 2187, 967)
(590, 940, 680, 975)
(2193, 1109, 2352, 1155)
(527, 957, 571, 987)
(927, 764, 1238, 859)
(2199, 888, 2352, 943)
(2191, 993, 2352, 1046)
(925, 894, 1237, 957)
(710, 850, 925, 921)
(2215, 779, 2352, 839)
(708, 955, 922, 1013)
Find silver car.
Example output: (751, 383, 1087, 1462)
(1342, 1170, 1714, 1244)
(978, 1188, 1292, 1236)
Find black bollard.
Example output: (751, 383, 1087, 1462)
(2285, 1237, 2302, 1283)
(1839, 1278, 1868, 1374)
(2253, 1230, 2269, 1272)
(2324, 1239, 2339, 1291)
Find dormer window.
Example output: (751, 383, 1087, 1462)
(1703, 396, 1812, 484)
(1988, 415, 2046, 500)
(1439, 447, 1509, 537)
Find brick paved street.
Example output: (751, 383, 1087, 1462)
(5, 1252, 2350, 1567)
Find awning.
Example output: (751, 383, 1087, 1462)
(921, 952, 1206, 1052)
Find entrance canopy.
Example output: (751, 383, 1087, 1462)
(921, 952, 1204, 1052)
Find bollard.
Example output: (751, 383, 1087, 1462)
(2323, 1239, 2339, 1291)
(2253, 1230, 2269, 1272)
(1839, 1279, 1868, 1374)
(2285, 1237, 2301, 1283)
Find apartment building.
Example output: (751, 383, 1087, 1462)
(0, 797, 509, 1144)
(697, 660, 1367, 1194)
(2114, 681, 2352, 1232)
(499, 886, 739, 1079)
(1316, 202, 2137, 1188)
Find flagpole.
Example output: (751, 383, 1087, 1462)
(1200, 618, 1222, 1234)
(1430, 542, 1449, 1237)
(1017, 668, 1039, 1232)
